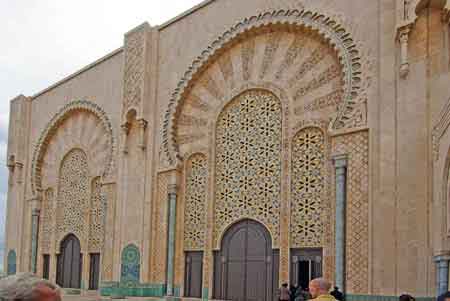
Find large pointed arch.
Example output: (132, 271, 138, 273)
(162, 8, 370, 166)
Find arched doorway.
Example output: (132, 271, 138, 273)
(214, 219, 277, 301)
(56, 234, 82, 288)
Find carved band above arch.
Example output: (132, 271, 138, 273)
(162, 9, 369, 166)
(31, 100, 115, 195)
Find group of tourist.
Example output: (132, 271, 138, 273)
(279, 278, 343, 301)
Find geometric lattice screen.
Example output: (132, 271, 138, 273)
(89, 177, 105, 253)
(56, 148, 90, 242)
(184, 154, 207, 250)
(120, 244, 140, 287)
(214, 89, 282, 246)
(291, 127, 326, 248)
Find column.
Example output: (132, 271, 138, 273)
(333, 155, 348, 292)
(30, 208, 40, 273)
(166, 184, 178, 296)
(121, 122, 130, 154)
(137, 119, 148, 150)
(435, 255, 450, 296)
(398, 25, 411, 78)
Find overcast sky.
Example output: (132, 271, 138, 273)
(0, 0, 204, 271)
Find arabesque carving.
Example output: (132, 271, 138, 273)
(291, 127, 327, 248)
(162, 9, 371, 166)
(214, 90, 282, 247)
(31, 100, 114, 195)
(184, 154, 208, 250)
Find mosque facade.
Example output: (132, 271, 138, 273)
(4, 0, 450, 299)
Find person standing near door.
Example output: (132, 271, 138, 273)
(330, 286, 344, 301)
(279, 283, 291, 301)
(308, 278, 336, 301)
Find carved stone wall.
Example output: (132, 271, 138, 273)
(184, 154, 208, 251)
(39, 188, 54, 254)
(291, 127, 327, 248)
(171, 27, 343, 166)
(162, 9, 371, 166)
(123, 29, 145, 114)
(56, 149, 90, 243)
(32, 102, 113, 282)
(89, 177, 105, 253)
(150, 172, 169, 283)
(31, 100, 114, 195)
(214, 89, 282, 246)
(332, 131, 369, 294)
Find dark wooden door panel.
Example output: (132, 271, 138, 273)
(227, 261, 246, 301)
(89, 253, 100, 290)
(215, 219, 275, 301)
(58, 234, 82, 288)
(228, 228, 246, 260)
(184, 251, 203, 298)
(246, 260, 267, 301)
(43, 255, 50, 280)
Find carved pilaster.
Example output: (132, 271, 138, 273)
(398, 25, 411, 79)
(137, 119, 148, 150)
(15, 162, 23, 184)
(121, 122, 131, 154)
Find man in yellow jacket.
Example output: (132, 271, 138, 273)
(308, 278, 337, 301)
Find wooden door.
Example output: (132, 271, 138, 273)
(57, 234, 82, 288)
(184, 251, 203, 298)
(215, 220, 273, 301)
(43, 254, 50, 279)
(89, 253, 100, 290)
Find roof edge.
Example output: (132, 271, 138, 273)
(32, 47, 124, 99)
(158, 0, 217, 30)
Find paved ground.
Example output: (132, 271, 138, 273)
(62, 296, 166, 301)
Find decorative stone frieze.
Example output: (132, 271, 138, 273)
(121, 23, 155, 150)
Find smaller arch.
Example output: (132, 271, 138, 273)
(162, 9, 368, 165)
(31, 100, 114, 195)
(216, 219, 274, 301)
(216, 217, 274, 250)
(220, 218, 273, 249)
(6, 250, 17, 275)
(212, 83, 290, 127)
(120, 244, 141, 286)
